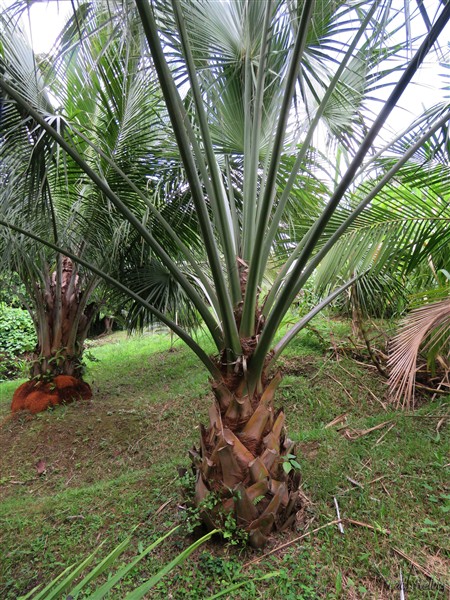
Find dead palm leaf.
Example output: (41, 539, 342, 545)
(388, 298, 450, 409)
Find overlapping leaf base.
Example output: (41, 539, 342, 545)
(190, 372, 302, 548)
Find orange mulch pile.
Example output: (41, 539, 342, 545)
(11, 375, 92, 414)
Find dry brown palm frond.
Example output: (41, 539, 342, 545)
(388, 298, 450, 409)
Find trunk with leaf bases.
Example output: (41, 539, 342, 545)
(190, 287, 303, 548)
(192, 368, 302, 548)
(30, 257, 97, 379)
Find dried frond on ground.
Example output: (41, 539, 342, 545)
(388, 299, 450, 409)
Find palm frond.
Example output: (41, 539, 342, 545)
(388, 297, 450, 409)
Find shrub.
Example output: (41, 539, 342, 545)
(0, 303, 36, 381)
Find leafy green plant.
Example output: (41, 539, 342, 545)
(281, 454, 302, 476)
(0, 303, 36, 355)
(0, 303, 36, 380)
(180, 487, 249, 545)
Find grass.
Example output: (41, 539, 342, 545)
(0, 318, 449, 599)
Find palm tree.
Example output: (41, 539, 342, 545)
(0, 18, 104, 410)
(1, 0, 450, 546)
(312, 108, 450, 403)
(0, 5, 187, 411)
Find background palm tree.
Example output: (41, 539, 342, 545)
(312, 106, 450, 404)
(0, 5, 194, 410)
(1, 0, 449, 546)
(0, 18, 108, 408)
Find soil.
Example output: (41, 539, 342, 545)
(11, 376, 92, 414)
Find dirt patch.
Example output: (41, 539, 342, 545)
(424, 552, 450, 582)
(0, 383, 210, 502)
(298, 441, 320, 460)
(279, 357, 319, 377)
(85, 331, 127, 348)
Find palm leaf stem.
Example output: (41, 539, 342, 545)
(0, 219, 221, 379)
(31, 275, 51, 358)
(171, 0, 241, 306)
(250, 3, 450, 386)
(259, 1, 380, 286)
(0, 77, 224, 350)
(66, 253, 81, 300)
(225, 155, 241, 249)
(240, 0, 316, 336)
(253, 24, 276, 234)
(242, 0, 273, 263)
(51, 252, 64, 353)
(292, 109, 450, 296)
(66, 274, 99, 355)
(356, 103, 449, 175)
(270, 272, 362, 365)
(136, 0, 241, 357)
(242, 50, 253, 260)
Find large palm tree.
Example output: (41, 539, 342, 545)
(1, 0, 450, 546)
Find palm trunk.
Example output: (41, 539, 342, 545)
(191, 369, 302, 548)
(12, 259, 94, 414)
(191, 291, 303, 548)
(30, 258, 95, 379)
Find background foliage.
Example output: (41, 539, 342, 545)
(0, 303, 36, 381)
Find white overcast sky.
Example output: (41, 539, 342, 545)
(5, 0, 450, 136)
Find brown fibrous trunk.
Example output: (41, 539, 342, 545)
(12, 257, 96, 414)
(190, 366, 305, 547)
(190, 270, 305, 547)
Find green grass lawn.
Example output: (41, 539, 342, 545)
(0, 319, 449, 599)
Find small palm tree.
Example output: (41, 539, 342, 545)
(1, 0, 449, 545)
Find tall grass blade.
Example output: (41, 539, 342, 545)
(123, 529, 220, 599)
(16, 567, 75, 600)
(34, 543, 105, 600)
(88, 526, 180, 600)
(205, 571, 282, 599)
(69, 533, 134, 597)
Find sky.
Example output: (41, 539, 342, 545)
(5, 0, 450, 137)
(14, 0, 71, 53)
